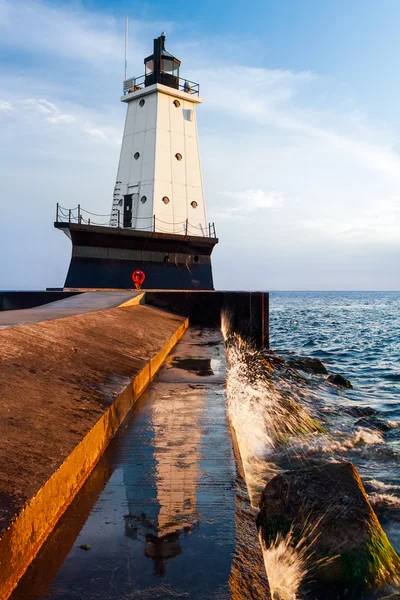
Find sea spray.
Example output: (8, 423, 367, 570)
(221, 317, 327, 596)
(259, 531, 308, 600)
(223, 324, 326, 503)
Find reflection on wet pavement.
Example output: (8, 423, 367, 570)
(170, 357, 214, 377)
(12, 328, 246, 600)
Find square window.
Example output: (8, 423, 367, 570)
(183, 109, 193, 121)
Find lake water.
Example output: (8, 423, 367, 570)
(225, 291, 400, 598)
(270, 291, 400, 544)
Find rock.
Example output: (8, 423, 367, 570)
(78, 544, 91, 551)
(287, 356, 328, 375)
(257, 462, 400, 590)
(355, 416, 392, 432)
(327, 373, 353, 388)
(261, 350, 287, 370)
(345, 406, 377, 418)
(260, 350, 310, 384)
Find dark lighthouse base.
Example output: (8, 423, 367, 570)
(55, 223, 218, 290)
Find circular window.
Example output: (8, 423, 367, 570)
(139, 99, 145, 107)
(190, 201, 198, 208)
(173, 99, 181, 107)
(140, 196, 147, 204)
(175, 153, 183, 161)
(193, 255, 199, 263)
(134, 152, 140, 160)
(162, 196, 170, 204)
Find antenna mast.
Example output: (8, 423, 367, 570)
(124, 16, 128, 81)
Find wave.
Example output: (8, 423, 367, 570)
(367, 479, 400, 493)
(369, 493, 400, 508)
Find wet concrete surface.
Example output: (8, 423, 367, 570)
(11, 328, 251, 600)
(0, 292, 140, 328)
(0, 305, 185, 536)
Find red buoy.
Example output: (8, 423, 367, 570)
(131, 269, 146, 290)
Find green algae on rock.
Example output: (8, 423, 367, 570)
(257, 462, 400, 591)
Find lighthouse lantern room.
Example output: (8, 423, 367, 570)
(55, 33, 218, 290)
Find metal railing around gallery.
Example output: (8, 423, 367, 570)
(55, 204, 217, 238)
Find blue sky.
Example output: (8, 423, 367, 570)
(1, 0, 399, 290)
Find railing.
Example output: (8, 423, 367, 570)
(123, 74, 200, 96)
(55, 204, 217, 238)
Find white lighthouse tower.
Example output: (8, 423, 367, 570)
(111, 34, 208, 238)
(55, 34, 217, 290)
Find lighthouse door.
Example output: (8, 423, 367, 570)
(131, 193, 140, 229)
(123, 195, 133, 228)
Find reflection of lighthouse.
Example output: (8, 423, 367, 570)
(123, 384, 204, 575)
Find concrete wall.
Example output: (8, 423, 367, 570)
(144, 291, 270, 348)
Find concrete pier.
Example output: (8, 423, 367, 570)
(0, 290, 270, 598)
(0, 291, 143, 328)
(0, 300, 187, 599)
(10, 328, 268, 599)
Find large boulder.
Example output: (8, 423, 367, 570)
(257, 462, 400, 591)
(287, 356, 328, 375)
(327, 373, 353, 388)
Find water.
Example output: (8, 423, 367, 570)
(270, 291, 400, 406)
(224, 291, 400, 599)
(270, 292, 400, 519)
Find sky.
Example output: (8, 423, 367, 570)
(1, 0, 400, 291)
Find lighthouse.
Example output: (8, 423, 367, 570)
(112, 34, 208, 237)
(55, 34, 218, 290)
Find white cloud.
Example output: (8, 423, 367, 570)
(0, 0, 163, 75)
(297, 200, 400, 241)
(0, 99, 13, 111)
(47, 114, 76, 124)
(23, 98, 58, 114)
(0, 0, 120, 66)
(215, 189, 285, 219)
(84, 127, 109, 141)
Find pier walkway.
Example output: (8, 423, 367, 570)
(0, 291, 141, 328)
(10, 328, 262, 599)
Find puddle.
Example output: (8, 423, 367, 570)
(170, 358, 214, 377)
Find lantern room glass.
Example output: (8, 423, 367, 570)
(145, 59, 154, 75)
(161, 57, 180, 78)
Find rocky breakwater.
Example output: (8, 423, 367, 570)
(258, 462, 400, 595)
(277, 353, 353, 388)
(223, 332, 400, 598)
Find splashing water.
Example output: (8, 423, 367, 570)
(220, 310, 231, 343)
(224, 334, 325, 596)
(224, 334, 326, 504)
(260, 532, 308, 600)
(261, 542, 304, 600)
